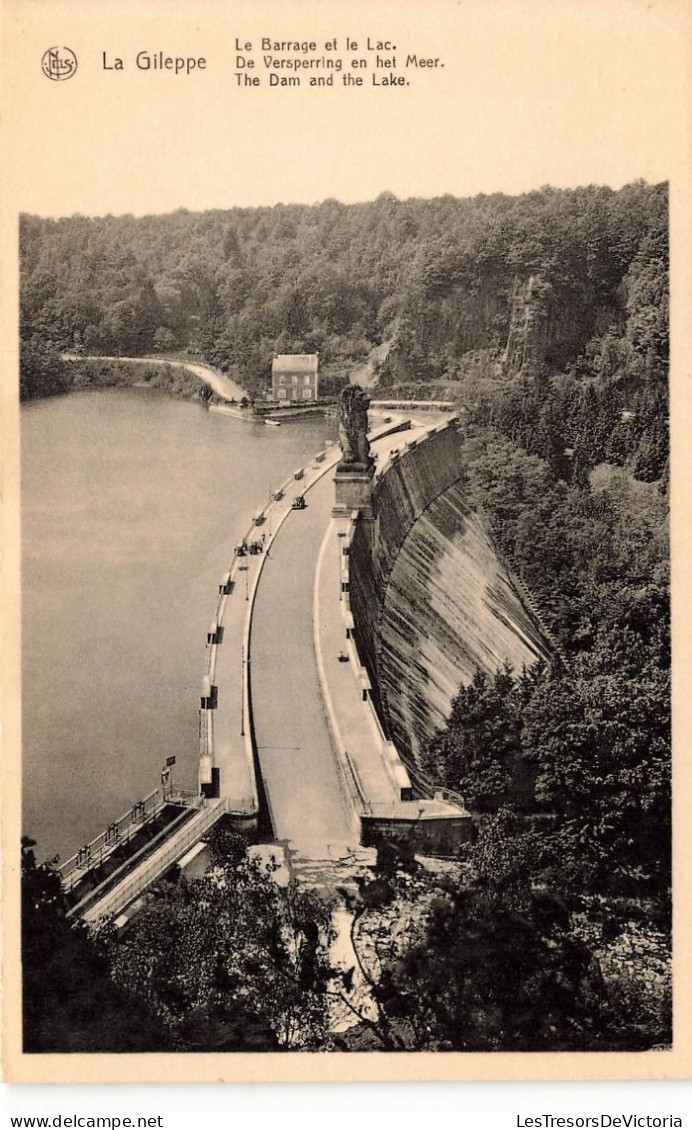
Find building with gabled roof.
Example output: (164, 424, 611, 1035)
(271, 353, 319, 404)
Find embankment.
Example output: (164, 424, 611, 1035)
(62, 357, 211, 401)
(349, 422, 552, 774)
(53, 354, 249, 404)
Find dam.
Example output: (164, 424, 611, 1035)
(348, 421, 552, 775)
(53, 391, 551, 921)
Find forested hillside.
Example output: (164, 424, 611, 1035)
(414, 184, 669, 1024)
(20, 181, 666, 402)
(20, 183, 671, 1051)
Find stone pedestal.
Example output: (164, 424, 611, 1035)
(332, 461, 374, 518)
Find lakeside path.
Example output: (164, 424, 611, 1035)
(60, 354, 247, 402)
(171, 359, 246, 401)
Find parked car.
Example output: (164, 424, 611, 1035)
(292, 495, 306, 510)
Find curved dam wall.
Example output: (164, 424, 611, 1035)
(350, 422, 552, 777)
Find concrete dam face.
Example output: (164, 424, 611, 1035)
(350, 423, 552, 776)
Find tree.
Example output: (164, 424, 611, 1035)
(153, 326, 177, 353)
(21, 837, 168, 1052)
(107, 852, 336, 1050)
(422, 666, 522, 809)
(347, 871, 610, 1051)
(19, 338, 71, 401)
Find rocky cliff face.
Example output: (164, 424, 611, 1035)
(504, 274, 624, 377)
(349, 425, 552, 776)
(504, 275, 551, 375)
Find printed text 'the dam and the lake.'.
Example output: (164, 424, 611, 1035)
(100, 36, 445, 87)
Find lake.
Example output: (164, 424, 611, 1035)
(21, 388, 335, 860)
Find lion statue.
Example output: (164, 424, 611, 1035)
(338, 384, 372, 466)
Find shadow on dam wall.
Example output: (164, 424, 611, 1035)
(349, 423, 552, 776)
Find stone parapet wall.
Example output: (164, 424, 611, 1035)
(361, 811, 473, 857)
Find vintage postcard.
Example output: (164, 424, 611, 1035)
(1, 0, 691, 1085)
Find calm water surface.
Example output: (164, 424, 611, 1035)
(22, 389, 335, 859)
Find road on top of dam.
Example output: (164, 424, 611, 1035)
(250, 466, 358, 858)
(251, 417, 439, 859)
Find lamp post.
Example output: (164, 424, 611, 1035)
(338, 531, 347, 602)
(161, 755, 175, 800)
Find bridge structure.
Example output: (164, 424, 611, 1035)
(62, 408, 473, 924)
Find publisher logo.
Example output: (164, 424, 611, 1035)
(41, 47, 78, 81)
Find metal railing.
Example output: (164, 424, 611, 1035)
(362, 801, 425, 819)
(400, 759, 467, 811)
(67, 807, 195, 919)
(58, 787, 204, 894)
(168, 788, 206, 808)
(59, 789, 163, 892)
(363, 798, 468, 819)
(79, 800, 228, 924)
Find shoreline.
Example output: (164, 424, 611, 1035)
(22, 356, 214, 406)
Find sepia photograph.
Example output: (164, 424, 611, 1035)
(2, 0, 690, 1090)
(18, 183, 672, 1058)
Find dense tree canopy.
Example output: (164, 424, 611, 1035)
(20, 181, 667, 399)
(420, 282, 669, 929)
(106, 850, 335, 1050)
(21, 837, 169, 1052)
